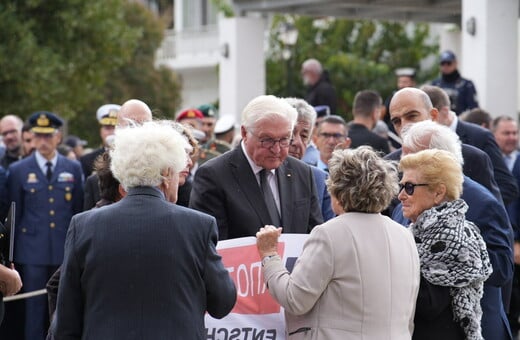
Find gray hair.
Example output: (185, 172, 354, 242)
(110, 120, 189, 190)
(401, 120, 464, 165)
(284, 97, 317, 132)
(241, 95, 297, 132)
(327, 146, 399, 213)
(302, 58, 323, 75)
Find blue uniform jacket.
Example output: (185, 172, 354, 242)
(7, 153, 83, 265)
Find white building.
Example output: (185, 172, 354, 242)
(156, 0, 520, 120)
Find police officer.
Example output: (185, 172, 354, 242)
(6, 111, 83, 340)
(431, 50, 479, 115)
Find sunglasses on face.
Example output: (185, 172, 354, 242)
(440, 61, 453, 66)
(399, 182, 429, 195)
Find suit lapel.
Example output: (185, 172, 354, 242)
(229, 147, 272, 226)
(277, 160, 293, 230)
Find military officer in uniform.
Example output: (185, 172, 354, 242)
(7, 111, 83, 340)
(79, 104, 120, 178)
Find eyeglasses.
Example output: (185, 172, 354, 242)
(319, 132, 346, 140)
(249, 131, 292, 149)
(398, 182, 429, 195)
(440, 61, 453, 66)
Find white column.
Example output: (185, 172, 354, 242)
(462, 0, 519, 119)
(219, 17, 266, 124)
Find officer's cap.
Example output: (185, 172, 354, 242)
(197, 104, 217, 118)
(28, 111, 63, 134)
(214, 115, 236, 135)
(176, 109, 204, 122)
(314, 105, 331, 118)
(96, 104, 121, 126)
(395, 67, 416, 78)
(440, 50, 456, 63)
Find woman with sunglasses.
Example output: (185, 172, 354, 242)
(399, 149, 492, 340)
(256, 146, 421, 339)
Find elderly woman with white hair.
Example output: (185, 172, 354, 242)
(256, 146, 420, 339)
(54, 120, 236, 339)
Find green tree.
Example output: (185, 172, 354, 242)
(0, 1, 182, 146)
(0, 0, 140, 120)
(267, 15, 438, 120)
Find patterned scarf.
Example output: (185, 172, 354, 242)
(411, 199, 492, 340)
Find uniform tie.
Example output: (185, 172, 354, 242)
(45, 161, 53, 181)
(260, 169, 281, 227)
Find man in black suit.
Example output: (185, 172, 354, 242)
(387, 87, 502, 203)
(348, 90, 390, 155)
(421, 85, 518, 205)
(190, 95, 323, 240)
(54, 120, 236, 339)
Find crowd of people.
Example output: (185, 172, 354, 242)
(0, 50, 518, 340)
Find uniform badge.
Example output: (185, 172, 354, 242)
(58, 172, 74, 182)
(27, 173, 38, 183)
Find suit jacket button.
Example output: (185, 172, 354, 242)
(22, 228, 27, 233)
(48, 185, 53, 190)
(49, 210, 55, 216)
(49, 197, 54, 203)
(50, 223, 55, 228)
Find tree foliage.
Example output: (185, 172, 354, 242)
(0, 1, 182, 145)
(266, 15, 439, 120)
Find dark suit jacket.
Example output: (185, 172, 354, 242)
(348, 123, 390, 155)
(392, 176, 514, 340)
(79, 147, 104, 178)
(82, 173, 100, 211)
(189, 146, 323, 240)
(456, 119, 518, 204)
(506, 155, 520, 239)
(54, 186, 236, 339)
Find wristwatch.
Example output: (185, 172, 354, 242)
(261, 254, 278, 267)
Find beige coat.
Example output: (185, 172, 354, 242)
(263, 212, 420, 340)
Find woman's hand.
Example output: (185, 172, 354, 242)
(256, 225, 283, 259)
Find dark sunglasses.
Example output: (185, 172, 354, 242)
(440, 61, 453, 66)
(399, 182, 429, 195)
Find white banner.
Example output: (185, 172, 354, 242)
(205, 234, 309, 340)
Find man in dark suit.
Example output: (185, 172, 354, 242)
(190, 95, 323, 240)
(79, 104, 120, 179)
(54, 120, 236, 339)
(285, 97, 334, 221)
(421, 85, 518, 205)
(7, 112, 83, 340)
(386, 87, 502, 202)
(348, 90, 390, 155)
(493, 115, 520, 336)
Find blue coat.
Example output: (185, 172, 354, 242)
(393, 176, 514, 340)
(456, 119, 519, 205)
(311, 166, 334, 221)
(7, 153, 83, 265)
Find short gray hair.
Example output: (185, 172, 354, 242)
(241, 95, 297, 132)
(110, 120, 189, 190)
(327, 146, 399, 213)
(401, 120, 464, 165)
(284, 97, 317, 131)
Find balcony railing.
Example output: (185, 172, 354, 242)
(156, 25, 220, 63)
